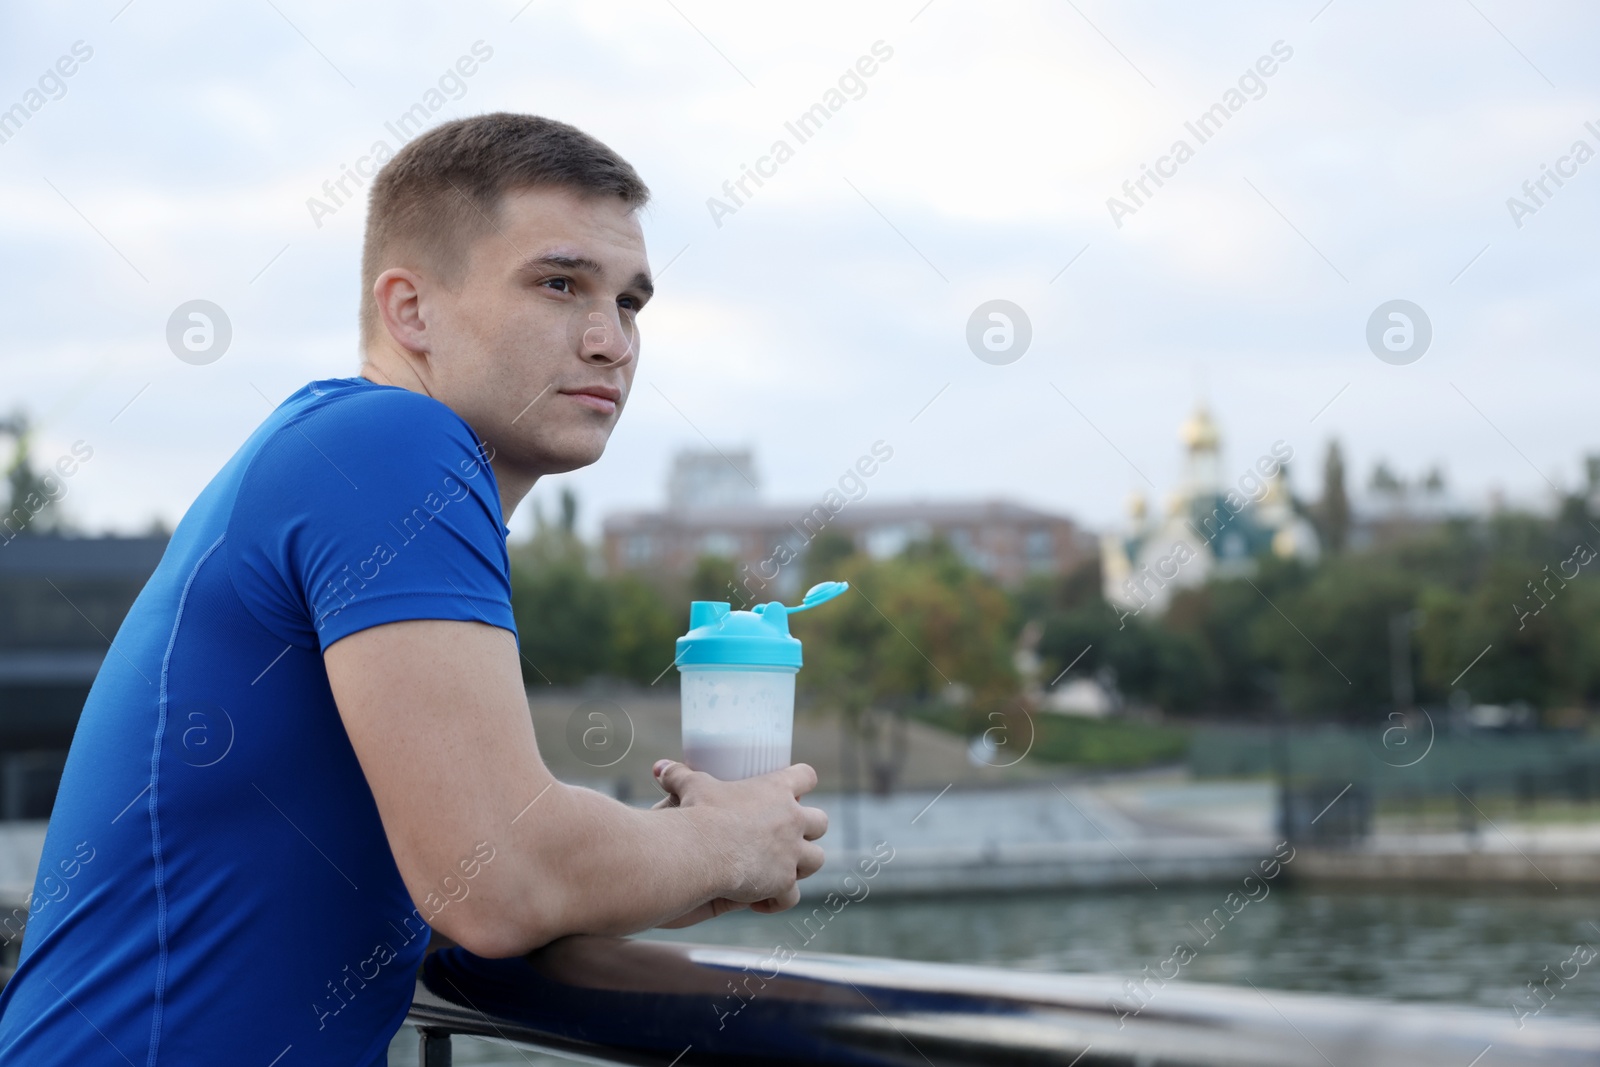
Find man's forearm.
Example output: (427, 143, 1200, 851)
(465, 782, 729, 954)
(540, 783, 730, 937)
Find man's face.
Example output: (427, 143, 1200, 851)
(420, 185, 650, 482)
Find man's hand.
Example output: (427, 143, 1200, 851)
(325, 618, 832, 957)
(650, 759, 828, 925)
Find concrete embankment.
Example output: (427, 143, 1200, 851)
(804, 780, 1278, 899)
(0, 784, 1284, 913)
(1293, 828, 1600, 887)
(7, 778, 1600, 914)
(809, 779, 1600, 897)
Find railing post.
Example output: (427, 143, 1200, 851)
(418, 1027, 452, 1067)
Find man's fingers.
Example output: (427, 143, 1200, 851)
(797, 841, 825, 880)
(780, 761, 819, 798)
(654, 759, 707, 799)
(749, 885, 801, 914)
(801, 804, 828, 841)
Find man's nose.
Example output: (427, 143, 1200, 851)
(579, 309, 637, 367)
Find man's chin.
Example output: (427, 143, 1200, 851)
(529, 437, 609, 477)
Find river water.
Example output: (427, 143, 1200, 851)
(388, 884, 1600, 1065)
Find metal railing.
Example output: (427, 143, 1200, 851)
(407, 935, 1600, 1066)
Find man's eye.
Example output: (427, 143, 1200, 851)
(542, 277, 571, 293)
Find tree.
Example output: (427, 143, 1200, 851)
(2, 412, 66, 537)
(606, 574, 680, 684)
(1252, 559, 1417, 718)
(1316, 440, 1350, 555)
(802, 528, 857, 586)
(1416, 558, 1600, 711)
(801, 539, 1018, 791)
(1035, 598, 1214, 717)
(1370, 460, 1403, 495)
(801, 541, 1016, 712)
(1014, 556, 1102, 622)
(688, 555, 738, 604)
(558, 486, 578, 536)
(509, 488, 685, 687)
(509, 553, 612, 685)
(509, 490, 612, 685)
(1162, 577, 1278, 715)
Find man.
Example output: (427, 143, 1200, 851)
(0, 113, 826, 1065)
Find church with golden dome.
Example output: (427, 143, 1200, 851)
(1100, 405, 1320, 621)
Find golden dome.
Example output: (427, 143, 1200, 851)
(1261, 469, 1287, 502)
(1180, 405, 1220, 452)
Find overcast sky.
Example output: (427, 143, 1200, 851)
(3, 0, 1597, 540)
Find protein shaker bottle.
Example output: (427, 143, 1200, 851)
(674, 580, 849, 780)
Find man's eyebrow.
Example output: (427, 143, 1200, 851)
(517, 253, 654, 300)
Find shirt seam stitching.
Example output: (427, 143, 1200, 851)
(147, 532, 226, 1067)
(316, 591, 513, 631)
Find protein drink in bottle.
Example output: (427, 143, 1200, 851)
(674, 581, 848, 780)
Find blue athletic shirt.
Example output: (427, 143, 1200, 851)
(0, 378, 516, 1066)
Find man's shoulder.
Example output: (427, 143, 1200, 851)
(221, 378, 507, 643)
(222, 378, 499, 537)
(252, 378, 489, 478)
(285, 378, 478, 444)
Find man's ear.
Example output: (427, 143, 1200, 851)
(373, 267, 429, 356)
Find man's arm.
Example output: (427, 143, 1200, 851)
(324, 618, 826, 958)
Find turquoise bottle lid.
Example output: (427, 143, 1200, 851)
(675, 581, 850, 670)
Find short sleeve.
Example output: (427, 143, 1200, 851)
(227, 386, 516, 652)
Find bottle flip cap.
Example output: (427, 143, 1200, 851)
(675, 580, 851, 670)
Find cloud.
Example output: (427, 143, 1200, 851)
(1, 0, 1597, 537)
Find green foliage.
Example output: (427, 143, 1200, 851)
(606, 574, 682, 683)
(802, 528, 856, 585)
(1251, 559, 1417, 717)
(509, 557, 685, 687)
(1025, 715, 1189, 766)
(1028, 557, 1263, 718)
(2, 413, 67, 536)
(688, 555, 737, 605)
(1025, 486, 1600, 720)
(799, 537, 1018, 717)
(1163, 578, 1274, 710)
(508, 493, 686, 686)
(509, 547, 613, 685)
(914, 703, 1190, 768)
(1315, 440, 1350, 555)
(506, 481, 1600, 725)
(1417, 557, 1600, 709)
(1034, 600, 1213, 715)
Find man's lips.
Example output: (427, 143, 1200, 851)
(560, 386, 621, 414)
